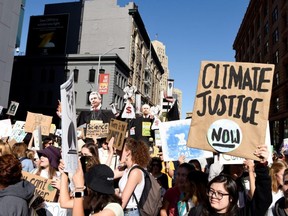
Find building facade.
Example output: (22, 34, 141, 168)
(10, 0, 164, 122)
(0, 0, 22, 109)
(152, 40, 169, 93)
(233, 0, 288, 149)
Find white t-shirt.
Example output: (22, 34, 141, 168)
(104, 203, 124, 216)
(266, 189, 283, 216)
(118, 165, 145, 209)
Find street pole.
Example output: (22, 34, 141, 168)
(97, 46, 125, 106)
(97, 46, 125, 88)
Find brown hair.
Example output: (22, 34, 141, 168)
(12, 142, 28, 158)
(125, 138, 150, 168)
(81, 142, 100, 165)
(270, 160, 288, 192)
(0, 154, 22, 187)
(0, 140, 12, 156)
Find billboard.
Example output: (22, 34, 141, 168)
(26, 14, 69, 55)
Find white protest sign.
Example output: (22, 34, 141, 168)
(60, 72, 78, 173)
(9, 121, 27, 142)
(0, 119, 12, 138)
(121, 102, 135, 119)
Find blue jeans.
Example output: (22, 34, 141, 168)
(124, 208, 139, 216)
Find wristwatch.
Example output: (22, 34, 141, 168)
(73, 191, 84, 198)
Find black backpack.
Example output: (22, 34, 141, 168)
(129, 165, 162, 216)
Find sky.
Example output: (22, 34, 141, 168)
(19, 0, 250, 119)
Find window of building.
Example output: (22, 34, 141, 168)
(264, 41, 269, 54)
(256, 16, 260, 30)
(88, 68, 96, 83)
(38, 90, 44, 105)
(275, 72, 280, 86)
(272, 120, 280, 146)
(116, 72, 119, 86)
(275, 97, 280, 112)
(64, 69, 70, 81)
(273, 50, 279, 64)
(263, 1, 268, 17)
(272, 6, 278, 23)
(41, 68, 47, 83)
(264, 22, 269, 35)
(73, 69, 79, 83)
(284, 37, 288, 51)
(86, 91, 91, 105)
(272, 28, 279, 44)
(74, 91, 77, 103)
(48, 68, 55, 83)
(257, 35, 261, 46)
(47, 91, 53, 105)
(285, 64, 288, 78)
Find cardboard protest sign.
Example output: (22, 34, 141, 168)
(24, 112, 52, 136)
(107, 119, 127, 150)
(187, 61, 274, 160)
(0, 119, 12, 138)
(86, 121, 109, 139)
(60, 72, 78, 173)
(160, 119, 213, 162)
(22, 171, 57, 202)
(9, 121, 27, 142)
(6, 101, 19, 116)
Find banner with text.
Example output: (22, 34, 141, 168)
(98, 73, 110, 94)
(22, 171, 57, 202)
(60, 72, 78, 173)
(107, 119, 127, 150)
(187, 61, 274, 160)
(24, 112, 52, 136)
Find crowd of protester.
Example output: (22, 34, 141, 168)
(0, 91, 286, 216)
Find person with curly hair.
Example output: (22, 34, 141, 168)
(0, 154, 35, 216)
(117, 138, 151, 215)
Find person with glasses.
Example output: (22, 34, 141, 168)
(189, 145, 272, 216)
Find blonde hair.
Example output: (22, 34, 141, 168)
(270, 160, 288, 192)
(0, 140, 12, 156)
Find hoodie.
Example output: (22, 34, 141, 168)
(0, 180, 35, 216)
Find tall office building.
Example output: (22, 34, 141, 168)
(0, 0, 23, 109)
(10, 0, 164, 121)
(173, 88, 182, 119)
(152, 40, 169, 94)
(233, 0, 288, 149)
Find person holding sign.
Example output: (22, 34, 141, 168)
(77, 91, 116, 127)
(188, 145, 272, 216)
(129, 104, 155, 145)
(31, 145, 62, 199)
(56, 91, 115, 127)
(0, 154, 35, 216)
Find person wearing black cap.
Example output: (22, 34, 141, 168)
(72, 163, 123, 216)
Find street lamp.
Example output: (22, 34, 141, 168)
(97, 46, 125, 88)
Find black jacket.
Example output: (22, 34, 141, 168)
(189, 163, 272, 216)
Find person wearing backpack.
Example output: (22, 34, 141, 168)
(117, 138, 152, 215)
